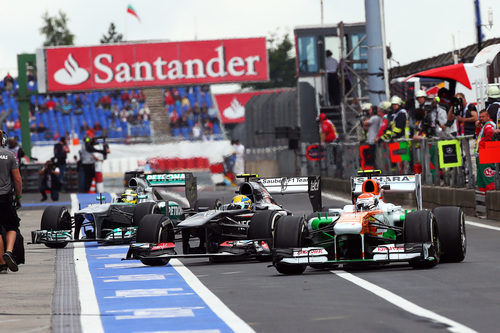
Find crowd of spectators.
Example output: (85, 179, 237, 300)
(164, 85, 223, 140)
(0, 73, 222, 143)
(357, 86, 500, 190)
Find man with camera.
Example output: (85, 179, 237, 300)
(39, 158, 61, 201)
(80, 137, 110, 193)
(447, 93, 477, 175)
(0, 130, 22, 273)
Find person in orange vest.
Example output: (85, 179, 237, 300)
(317, 113, 338, 144)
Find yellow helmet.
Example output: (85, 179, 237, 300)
(122, 189, 138, 204)
(231, 194, 252, 209)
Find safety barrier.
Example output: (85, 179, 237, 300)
(310, 136, 500, 189)
(20, 163, 79, 193)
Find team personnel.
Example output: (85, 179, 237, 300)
(475, 110, 497, 191)
(317, 113, 338, 144)
(380, 96, 409, 141)
(486, 85, 500, 130)
(0, 130, 22, 273)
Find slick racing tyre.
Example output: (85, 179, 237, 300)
(248, 210, 281, 241)
(133, 202, 160, 226)
(136, 214, 174, 266)
(433, 206, 466, 263)
(404, 210, 440, 269)
(195, 198, 222, 211)
(40, 206, 72, 248)
(248, 211, 281, 261)
(273, 216, 307, 275)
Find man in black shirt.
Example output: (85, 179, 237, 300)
(0, 130, 22, 273)
(486, 85, 500, 129)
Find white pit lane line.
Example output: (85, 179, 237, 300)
(169, 259, 255, 333)
(331, 271, 477, 333)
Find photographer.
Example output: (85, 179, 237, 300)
(447, 93, 477, 136)
(39, 159, 60, 201)
(80, 137, 110, 193)
(447, 93, 477, 175)
(413, 94, 446, 139)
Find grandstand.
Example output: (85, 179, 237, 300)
(0, 77, 223, 144)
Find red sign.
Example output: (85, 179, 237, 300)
(214, 90, 285, 124)
(41, 38, 268, 92)
(479, 141, 500, 164)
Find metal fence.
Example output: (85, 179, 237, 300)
(306, 136, 500, 189)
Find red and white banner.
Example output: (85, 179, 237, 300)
(214, 90, 285, 124)
(38, 38, 268, 92)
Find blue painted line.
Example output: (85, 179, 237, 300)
(23, 201, 72, 208)
(84, 243, 233, 332)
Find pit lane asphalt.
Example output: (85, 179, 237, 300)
(3, 190, 500, 332)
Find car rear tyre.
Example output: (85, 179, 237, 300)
(133, 202, 160, 226)
(273, 216, 307, 275)
(136, 214, 174, 266)
(404, 210, 440, 269)
(433, 206, 466, 263)
(40, 206, 72, 248)
(195, 198, 222, 211)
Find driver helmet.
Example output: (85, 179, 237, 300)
(356, 193, 378, 212)
(231, 194, 252, 209)
(122, 189, 138, 204)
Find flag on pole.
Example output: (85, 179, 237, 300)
(127, 4, 141, 22)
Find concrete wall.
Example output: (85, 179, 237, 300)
(322, 177, 480, 217)
(486, 191, 500, 220)
(246, 160, 279, 177)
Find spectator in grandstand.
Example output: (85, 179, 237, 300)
(131, 98, 139, 111)
(53, 136, 69, 188)
(3, 73, 14, 91)
(181, 96, 190, 108)
(164, 90, 175, 105)
(317, 112, 338, 144)
(39, 158, 61, 201)
(111, 105, 120, 120)
(170, 110, 179, 129)
(100, 94, 111, 109)
(46, 97, 55, 111)
(0, 95, 4, 107)
(121, 91, 130, 103)
(60, 97, 71, 115)
(138, 103, 150, 122)
(13, 119, 21, 131)
(137, 90, 146, 104)
(192, 122, 201, 140)
(380, 96, 409, 141)
(74, 95, 83, 114)
(37, 123, 47, 134)
(6, 119, 15, 131)
(475, 109, 497, 191)
(325, 49, 340, 106)
(486, 85, 500, 130)
(7, 137, 24, 166)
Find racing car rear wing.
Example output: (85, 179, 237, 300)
(351, 173, 422, 210)
(260, 176, 322, 212)
(129, 173, 197, 208)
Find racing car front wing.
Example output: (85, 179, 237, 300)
(124, 239, 272, 261)
(273, 243, 436, 265)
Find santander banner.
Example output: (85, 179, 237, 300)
(214, 89, 288, 124)
(40, 38, 268, 92)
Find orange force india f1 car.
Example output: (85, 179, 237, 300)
(272, 170, 466, 275)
